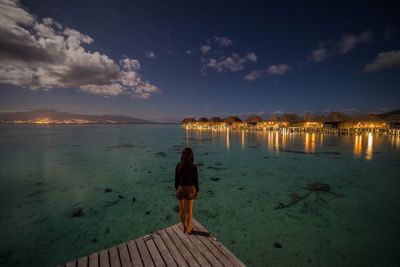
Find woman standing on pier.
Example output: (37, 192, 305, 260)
(175, 147, 199, 234)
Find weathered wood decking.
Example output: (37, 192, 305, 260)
(59, 219, 246, 267)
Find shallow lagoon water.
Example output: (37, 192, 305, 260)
(0, 124, 399, 267)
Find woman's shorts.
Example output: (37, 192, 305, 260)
(176, 185, 197, 200)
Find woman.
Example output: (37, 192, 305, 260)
(175, 147, 199, 234)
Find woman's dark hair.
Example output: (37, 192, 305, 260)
(178, 147, 194, 173)
(180, 147, 194, 164)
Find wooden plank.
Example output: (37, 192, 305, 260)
(177, 224, 223, 267)
(192, 219, 245, 267)
(152, 232, 178, 267)
(136, 237, 155, 267)
(77, 256, 88, 267)
(127, 240, 143, 267)
(109, 247, 121, 267)
(66, 260, 77, 267)
(144, 234, 166, 267)
(158, 229, 188, 267)
(187, 225, 232, 267)
(171, 225, 211, 266)
(99, 249, 110, 267)
(118, 243, 132, 267)
(88, 253, 99, 267)
(165, 226, 200, 267)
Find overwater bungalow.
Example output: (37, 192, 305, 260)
(224, 116, 243, 128)
(378, 109, 400, 129)
(353, 114, 389, 130)
(209, 117, 225, 128)
(245, 115, 263, 127)
(259, 115, 288, 129)
(196, 117, 209, 128)
(289, 113, 324, 130)
(324, 112, 352, 129)
(181, 117, 196, 125)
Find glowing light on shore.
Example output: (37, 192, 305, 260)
(34, 118, 50, 124)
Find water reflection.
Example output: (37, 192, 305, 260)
(226, 128, 230, 150)
(354, 135, 362, 157)
(241, 130, 245, 149)
(305, 133, 315, 153)
(366, 133, 373, 160)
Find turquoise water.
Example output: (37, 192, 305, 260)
(0, 125, 399, 267)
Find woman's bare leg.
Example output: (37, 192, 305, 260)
(186, 199, 194, 234)
(179, 199, 186, 232)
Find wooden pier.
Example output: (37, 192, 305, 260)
(59, 219, 246, 267)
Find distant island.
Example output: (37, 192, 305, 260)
(0, 109, 154, 124)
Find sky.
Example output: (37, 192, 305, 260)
(0, 0, 399, 122)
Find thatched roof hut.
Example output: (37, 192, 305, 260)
(281, 113, 301, 122)
(197, 117, 209, 122)
(209, 117, 224, 123)
(181, 118, 196, 124)
(313, 115, 325, 122)
(360, 114, 386, 123)
(325, 112, 351, 122)
(245, 115, 263, 123)
(269, 115, 280, 122)
(224, 116, 242, 123)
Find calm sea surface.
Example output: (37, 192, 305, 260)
(0, 124, 399, 267)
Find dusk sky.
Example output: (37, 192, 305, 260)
(0, 0, 399, 121)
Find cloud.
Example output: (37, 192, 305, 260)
(185, 49, 194, 55)
(204, 52, 257, 73)
(267, 64, 290, 76)
(246, 52, 258, 62)
(310, 48, 329, 62)
(309, 31, 372, 63)
(0, 0, 160, 98)
(364, 50, 400, 72)
(244, 63, 290, 81)
(213, 36, 233, 47)
(200, 45, 211, 54)
(145, 51, 156, 58)
(337, 31, 372, 53)
(244, 70, 263, 81)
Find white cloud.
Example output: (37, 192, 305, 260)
(200, 45, 211, 54)
(0, 0, 160, 98)
(205, 52, 257, 73)
(244, 70, 263, 81)
(309, 31, 372, 63)
(364, 50, 400, 72)
(145, 51, 156, 58)
(213, 36, 233, 47)
(267, 64, 290, 76)
(245, 63, 290, 81)
(246, 52, 258, 62)
(185, 49, 194, 55)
